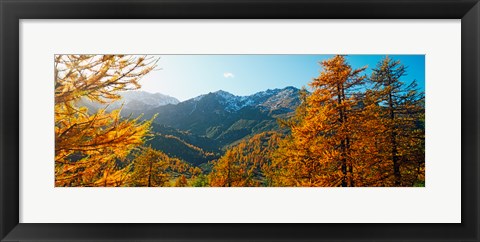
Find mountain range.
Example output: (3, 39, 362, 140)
(82, 86, 302, 166)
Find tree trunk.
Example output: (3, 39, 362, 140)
(337, 84, 348, 187)
(389, 91, 401, 186)
(147, 160, 153, 187)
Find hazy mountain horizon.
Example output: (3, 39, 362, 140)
(123, 85, 301, 104)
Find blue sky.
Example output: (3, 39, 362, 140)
(139, 55, 425, 101)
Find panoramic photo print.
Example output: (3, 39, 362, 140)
(54, 54, 425, 187)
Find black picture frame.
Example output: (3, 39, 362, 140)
(1, 0, 478, 241)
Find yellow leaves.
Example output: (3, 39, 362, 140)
(54, 55, 159, 187)
(272, 55, 425, 187)
(124, 147, 197, 187)
(216, 55, 424, 187)
(55, 55, 157, 105)
(175, 175, 189, 187)
(53, 54, 424, 187)
(209, 132, 281, 187)
(127, 147, 170, 187)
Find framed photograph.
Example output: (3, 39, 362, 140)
(1, 0, 478, 241)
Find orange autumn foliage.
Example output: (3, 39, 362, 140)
(209, 132, 282, 187)
(366, 56, 425, 186)
(272, 55, 425, 187)
(273, 55, 366, 186)
(127, 147, 201, 187)
(54, 55, 157, 186)
(54, 54, 424, 187)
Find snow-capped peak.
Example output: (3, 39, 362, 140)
(213, 90, 236, 99)
(190, 87, 300, 112)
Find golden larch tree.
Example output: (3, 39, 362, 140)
(54, 55, 157, 186)
(127, 147, 172, 187)
(274, 55, 366, 187)
(368, 56, 425, 186)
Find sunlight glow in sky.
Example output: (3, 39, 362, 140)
(139, 55, 425, 101)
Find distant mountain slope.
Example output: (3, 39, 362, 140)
(149, 123, 221, 153)
(78, 90, 179, 113)
(147, 133, 219, 167)
(120, 91, 180, 107)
